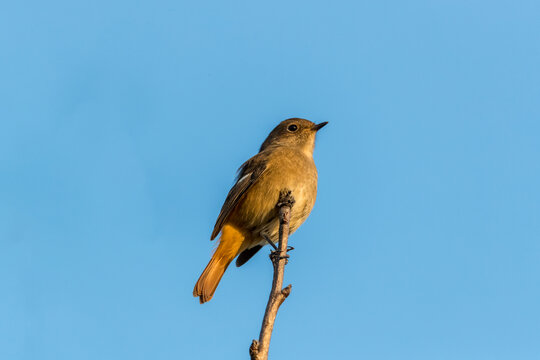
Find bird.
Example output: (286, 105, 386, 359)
(193, 118, 327, 304)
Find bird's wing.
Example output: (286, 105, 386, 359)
(210, 154, 267, 240)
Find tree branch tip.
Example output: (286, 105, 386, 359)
(282, 284, 292, 297)
(249, 340, 259, 358)
(277, 189, 295, 207)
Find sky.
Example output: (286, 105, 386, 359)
(1, 0, 539, 359)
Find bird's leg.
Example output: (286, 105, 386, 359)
(265, 238, 290, 265)
(262, 233, 288, 265)
(262, 233, 278, 251)
(262, 230, 293, 266)
(261, 233, 289, 265)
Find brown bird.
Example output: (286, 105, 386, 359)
(193, 118, 327, 304)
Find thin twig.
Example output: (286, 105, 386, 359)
(250, 190, 295, 360)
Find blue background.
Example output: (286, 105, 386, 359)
(1, 1, 539, 359)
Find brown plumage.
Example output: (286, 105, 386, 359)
(193, 118, 327, 304)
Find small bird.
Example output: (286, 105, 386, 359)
(193, 118, 327, 304)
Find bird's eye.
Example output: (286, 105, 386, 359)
(287, 124, 298, 132)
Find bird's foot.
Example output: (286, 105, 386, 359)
(269, 246, 295, 264)
(269, 250, 289, 265)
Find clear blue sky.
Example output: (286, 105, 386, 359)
(1, 1, 539, 359)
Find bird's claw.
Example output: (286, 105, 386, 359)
(269, 250, 290, 265)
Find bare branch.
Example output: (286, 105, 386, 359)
(250, 190, 295, 360)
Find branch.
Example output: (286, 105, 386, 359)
(250, 190, 295, 360)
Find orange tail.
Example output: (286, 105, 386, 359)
(193, 224, 246, 304)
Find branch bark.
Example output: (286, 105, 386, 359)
(249, 190, 295, 360)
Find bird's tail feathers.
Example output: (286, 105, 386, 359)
(193, 224, 245, 304)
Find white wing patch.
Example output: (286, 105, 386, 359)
(237, 173, 251, 184)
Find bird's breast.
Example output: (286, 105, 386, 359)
(229, 148, 318, 242)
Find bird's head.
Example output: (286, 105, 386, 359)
(259, 118, 328, 155)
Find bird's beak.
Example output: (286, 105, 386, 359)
(313, 122, 328, 131)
